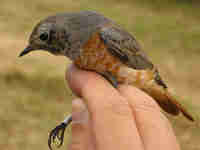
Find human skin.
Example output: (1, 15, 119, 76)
(66, 64, 180, 150)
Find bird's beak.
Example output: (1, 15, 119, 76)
(19, 46, 34, 57)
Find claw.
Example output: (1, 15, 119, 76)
(48, 123, 66, 150)
(48, 116, 72, 150)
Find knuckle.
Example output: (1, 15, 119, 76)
(95, 95, 132, 117)
(110, 98, 131, 116)
(134, 97, 161, 113)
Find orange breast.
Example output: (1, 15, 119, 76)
(74, 32, 155, 88)
(75, 32, 123, 76)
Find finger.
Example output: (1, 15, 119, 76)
(66, 64, 82, 97)
(71, 98, 94, 150)
(118, 85, 180, 150)
(66, 65, 144, 150)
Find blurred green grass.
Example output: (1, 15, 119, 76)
(0, 0, 200, 150)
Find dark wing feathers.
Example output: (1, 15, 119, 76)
(99, 26, 154, 70)
(99, 31, 129, 62)
(99, 26, 194, 121)
(99, 25, 168, 89)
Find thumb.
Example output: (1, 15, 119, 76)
(70, 98, 94, 150)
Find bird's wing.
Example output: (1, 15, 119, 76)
(99, 25, 154, 70)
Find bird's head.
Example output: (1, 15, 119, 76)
(19, 18, 69, 57)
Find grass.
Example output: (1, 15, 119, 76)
(0, 64, 72, 150)
(0, 0, 200, 149)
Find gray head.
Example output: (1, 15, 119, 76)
(19, 17, 69, 57)
(19, 11, 112, 58)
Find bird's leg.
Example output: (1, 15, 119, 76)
(48, 115, 72, 150)
(101, 72, 118, 88)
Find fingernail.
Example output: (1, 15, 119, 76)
(72, 98, 89, 124)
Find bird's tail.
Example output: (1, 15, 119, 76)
(144, 83, 194, 121)
(165, 91, 194, 121)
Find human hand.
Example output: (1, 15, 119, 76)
(66, 64, 180, 150)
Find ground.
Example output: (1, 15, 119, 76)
(0, 0, 200, 150)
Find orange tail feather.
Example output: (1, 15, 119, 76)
(144, 83, 194, 121)
(165, 91, 194, 121)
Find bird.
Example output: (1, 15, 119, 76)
(19, 11, 194, 149)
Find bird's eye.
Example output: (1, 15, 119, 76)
(39, 32, 49, 41)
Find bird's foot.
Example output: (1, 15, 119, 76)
(48, 115, 72, 150)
